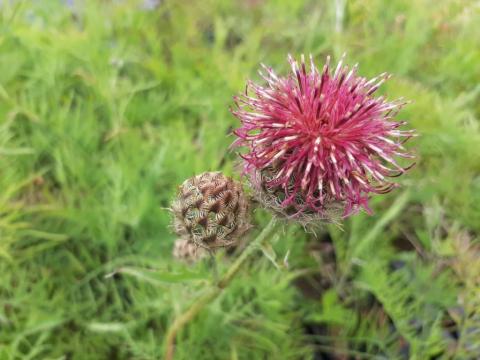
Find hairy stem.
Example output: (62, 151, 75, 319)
(164, 218, 277, 360)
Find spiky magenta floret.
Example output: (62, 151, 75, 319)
(232, 54, 416, 218)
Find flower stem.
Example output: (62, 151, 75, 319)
(164, 218, 277, 360)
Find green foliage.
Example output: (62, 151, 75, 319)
(0, 0, 479, 359)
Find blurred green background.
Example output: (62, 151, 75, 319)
(0, 0, 479, 359)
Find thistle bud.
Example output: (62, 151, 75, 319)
(171, 172, 250, 249)
(172, 238, 208, 263)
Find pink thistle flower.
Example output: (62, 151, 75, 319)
(231, 54, 416, 222)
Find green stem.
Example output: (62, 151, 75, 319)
(164, 218, 277, 360)
(218, 218, 277, 288)
(164, 287, 221, 360)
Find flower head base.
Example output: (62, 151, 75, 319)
(171, 172, 251, 249)
(232, 54, 415, 222)
(173, 238, 208, 263)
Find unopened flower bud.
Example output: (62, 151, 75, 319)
(171, 172, 250, 249)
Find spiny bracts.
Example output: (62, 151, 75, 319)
(172, 172, 250, 249)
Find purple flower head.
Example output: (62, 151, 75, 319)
(232, 54, 416, 223)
